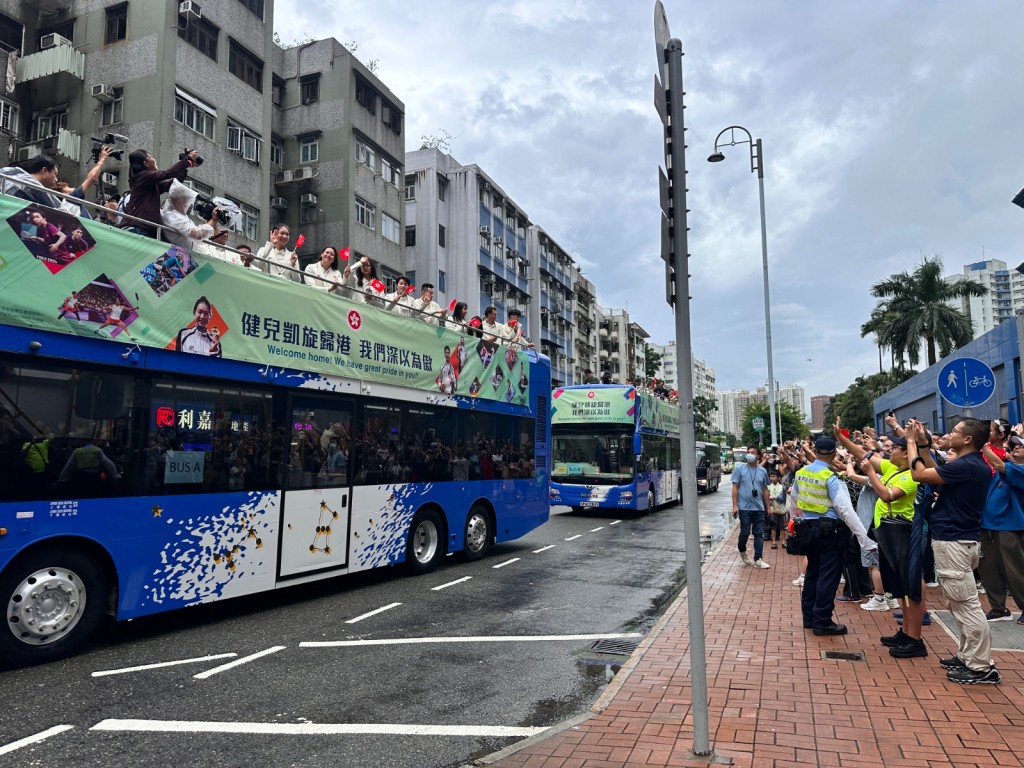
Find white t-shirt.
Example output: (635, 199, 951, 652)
(304, 262, 342, 292)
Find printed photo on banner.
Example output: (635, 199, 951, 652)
(477, 339, 497, 368)
(140, 245, 197, 298)
(56, 273, 138, 338)
(504, 346, 519, 369)
(436, 343, 458, 394)
(7, 204, 97, 274)
(490, 365, 505, 391)
(173, 295, 224, 357)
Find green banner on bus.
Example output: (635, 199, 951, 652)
(638, 392, 680, 434)
(0, 196, 527, 405)
(550, 386, 636, 425)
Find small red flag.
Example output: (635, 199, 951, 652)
(447, 298, 457, 312)
(339, 247, 350, 260)
(370, 278, 386, 293)
(469, 317, 482, 328)
(406, 284, 416, 295)
(294, 234, 305, 249)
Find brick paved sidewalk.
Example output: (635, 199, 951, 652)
(481, 528, 1024, 768)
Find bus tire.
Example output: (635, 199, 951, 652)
(462, 504, 492, 561)
(406, 508, 445, 574)
(647, 489, 656, 512)
(1, 546, 107, 668)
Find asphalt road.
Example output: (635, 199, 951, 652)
(0, 491, 733, 768)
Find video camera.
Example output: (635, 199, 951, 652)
(193, 194, 230, 227)
(89, 132, 128, 163)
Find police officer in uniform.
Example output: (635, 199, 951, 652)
(58, 437, 120, 497)
(793, 435, 876, 635)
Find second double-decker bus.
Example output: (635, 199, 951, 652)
(549, 384, 681, 512)
(0, 191, 551, 667)
(695, 441, 722, 494)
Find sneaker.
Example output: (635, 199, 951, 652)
(925, 581, 939, 588)
(837, 595, 861, 602)
(771, 543, 778, 549)
(896, 611, 931, 626)
(792, 575, 805, 587)
(861, 596, 889, 612)
(947, 666, 1001, 685)
(753, 559, 770, 569)
(985, 608, 1013, 622)
(939, 655, 967, 671)
(1017, 614, 1024, 625)
(886, 597, 900, 610)
(889, 638, 928, 658)
(880, 629, 908, 647)
(740, 553, 753, 566)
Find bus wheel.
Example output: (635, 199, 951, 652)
(647, 489, 656, 512)
(1, 546, 107, 668)
(406, 508, 445, 574)
(462, 504, 491, 561)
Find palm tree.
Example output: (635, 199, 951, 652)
(870, 255, 986, 368)
(860, 305, 898, 372)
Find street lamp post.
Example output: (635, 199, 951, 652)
(708, 126, 778, 447)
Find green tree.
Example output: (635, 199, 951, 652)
(644, 345, 663, 380)
(869, 255, 986, 368)
(693, 395, 718, 440)
(740, 400, 806, 447)
(822, 368, 917, 430)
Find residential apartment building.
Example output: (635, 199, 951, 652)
(716, 389, 751, 440)
(597, 306, 648, 384)
(945, 259, 1022, 338)
(648, 340, 716, 401)
(810, 395, 831, 431)
(572, 270, 598, 381)
(776, 383, 806, 418)
(0, 0, 404, 274)
(403, 148, 578, 385)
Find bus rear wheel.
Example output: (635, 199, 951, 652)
(406, 508, 445, 574)
(647, 489, 656, 512)
(462, 504, 492, 561)
(1, 546, 107, 668)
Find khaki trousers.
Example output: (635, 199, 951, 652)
(932, 539, 993, 672)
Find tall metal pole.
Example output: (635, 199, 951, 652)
(755, 139, 778, 447)
(665, 37, 711, 758)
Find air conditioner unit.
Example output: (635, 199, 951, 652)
(275, 169, 294, 185)
(40, 33, 73, 50)
(101, 172, 117, 185)
(506, 248, 516, 258)
(91, 84, 115, 103)
(270, 197, 288, 210)
(300, 193, 317, 205)
(479, 226, 490, 236)
(493, 237, 503, 246)
(17, 145, 41, 162)
(293, 166, 315, 181)
(178, 1, 202, 21)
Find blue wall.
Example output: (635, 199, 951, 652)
(872, 317, 1021, 434)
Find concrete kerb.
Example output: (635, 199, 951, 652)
(465, 519, 740, 767)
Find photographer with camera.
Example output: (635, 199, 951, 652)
(121, 148, 199, 238)
(55, 144, 114, 220)
(160, 180, 223, 251)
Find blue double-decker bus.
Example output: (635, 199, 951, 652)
(0, 192, 550, 667)
(548, 384, 681, 512)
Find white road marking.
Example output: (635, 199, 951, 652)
(590, 526, 605, 532)
(492, 558, 520, 569)
(0, 725, 74, 756)
(90, 719, 546, 738)
(193, 646, 286, 679)
(345, 602, 402, 624)
(610, 520, 622, 525)
(431, 576, 472, 591)
(92, 653, 238, 677)
(300, 632, 642, 648)
(564, 534, 582, 541)
(532, 544, 556, 554)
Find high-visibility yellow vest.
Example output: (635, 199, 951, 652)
(795, 464, 834, 516)
(73, 445, 102, 473)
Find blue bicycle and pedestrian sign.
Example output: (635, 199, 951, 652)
(937, 357, 995, 408)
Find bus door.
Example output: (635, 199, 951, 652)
(279, 396, 353, 578)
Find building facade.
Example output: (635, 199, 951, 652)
(810, 395, 831, 431)
(0, 0, 404, 275)
(648, 340, 716, 401)
(597, 306, 648, 384)
(945, 259, 1022, 339)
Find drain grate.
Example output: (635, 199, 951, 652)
(821, 650, 866, 662)
(591, 638, 639, 656)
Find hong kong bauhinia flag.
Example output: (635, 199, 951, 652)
(370, 278, 386, 293)
(339, 247, 351, 260)
(448, 298, 457, 312)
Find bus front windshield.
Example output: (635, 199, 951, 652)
(551, 425, 635, 484)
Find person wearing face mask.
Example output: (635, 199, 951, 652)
(731, 445, 771, 569)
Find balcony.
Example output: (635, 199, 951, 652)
(16, 45, 85, 84)
(19, 129, 82, 163)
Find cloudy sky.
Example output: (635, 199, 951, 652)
(275, 0, 1024, 408)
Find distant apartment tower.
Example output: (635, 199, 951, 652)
(777, 383, 806, 418)
(597, 305, 648, 383)
(0, 0, 404, 274)
(572, 271, 598, 381)
(404, 148, 577, 385)
(649, 340, 715, 400)
(716, 389, 752, 440)
(945, 259, 1023, 338)
(810, 395, 831, 430)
